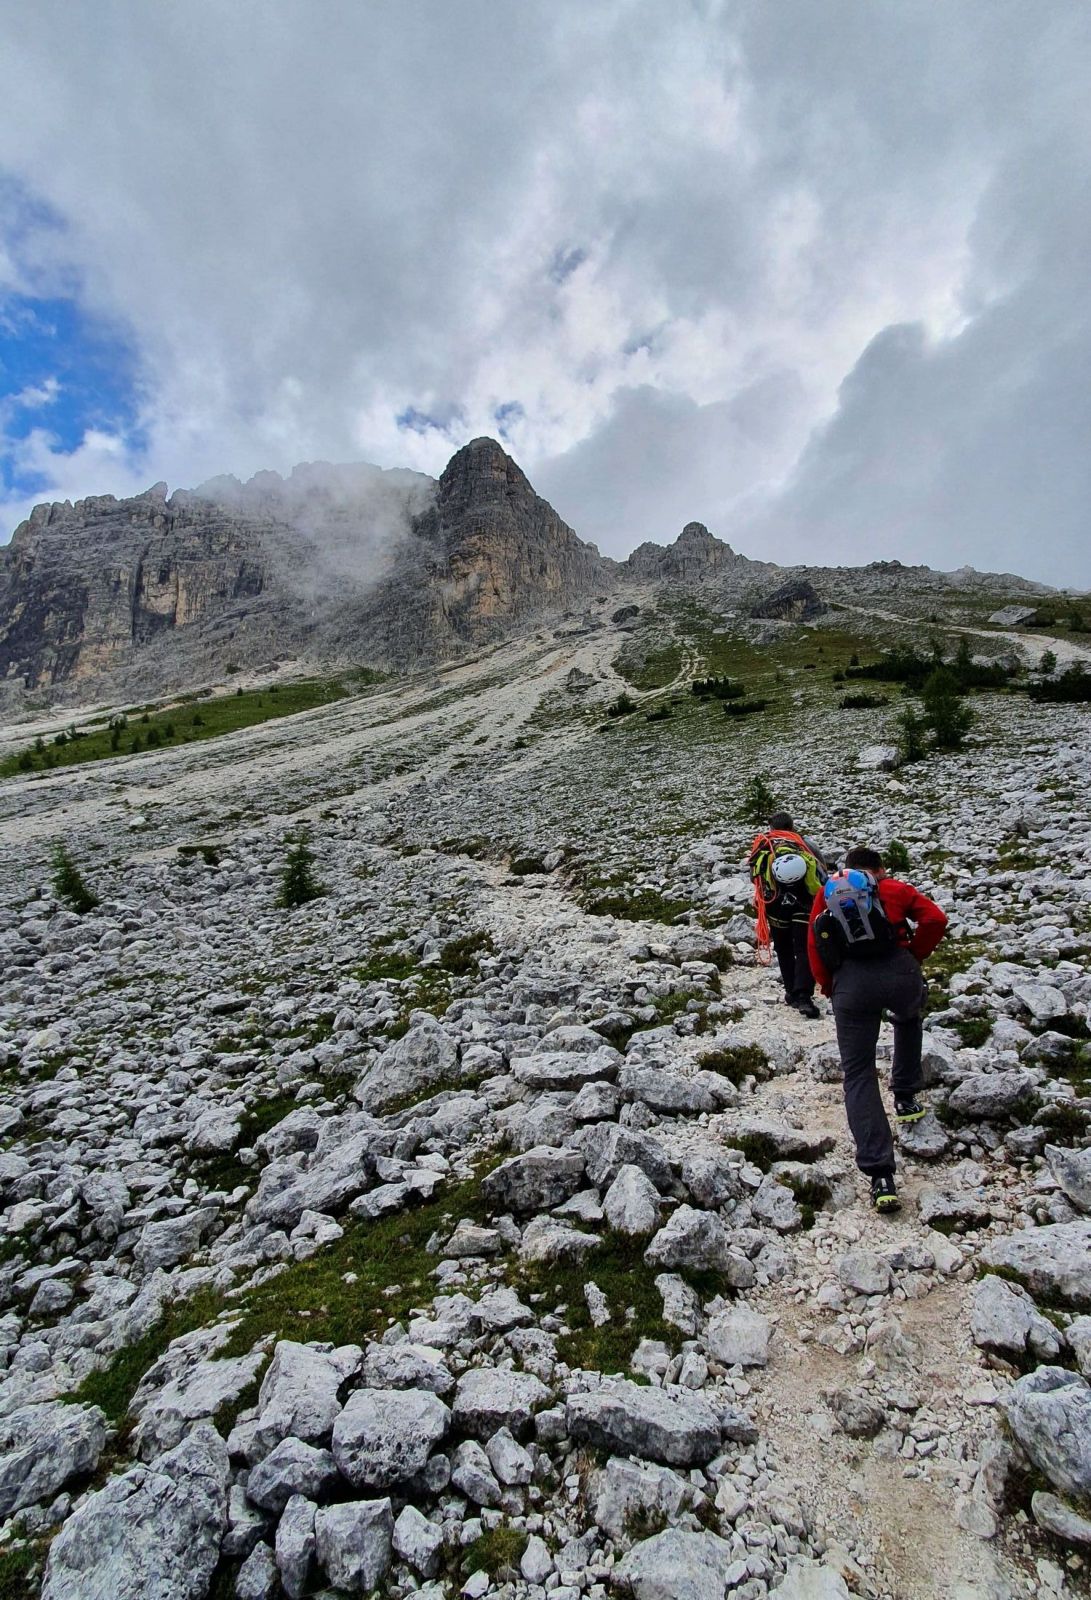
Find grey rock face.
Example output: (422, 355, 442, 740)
(1031, 1490, 1091, 1547)
(331, 1388, 449, 1488)
(275, 1494, 317, 1600)
(252, 1340, 352, 1458)
(393, 1504, 444, 1577)
(246, 1438, 340, 1513)
(971, 1274, 1065, 1362)
(618, 1064, 736, 1115)
(131, 1350, 267, 1465)
(1002, 1367, 1091, 1500)
(514, 1046, 621, 1090)
(355, 1019, 459, 1113)
(480, 1145, 585, 1212)
(644, 1205, 743, 1278)
(360, 1341, 453, 1395)
(566, 1379, 722, 1466)
(613, 1527, 740, 1600)
(41, 1424, 229, 1600)
(1045, 1144, 1091, 1214)
(945, 1070, 1037, 1121)
(591, 1455, 691, 1539)
(578, 1122, 673, 1189)
(681, 1152, 745, 1213)
(0, 438, 612, 700)
(236, 1541, 279, 1600)
(314, 1497, 394, 1593)
(704, 1307, 771, 1368)
(452, 1368, 551, 1439)
(749, 579, 826, 624)
(838, 1251, 892, 1297)
(0, 1401, 106, 1516)
(451, 1437, 502, 1506)
(826, 1388, 886, 1439)
(624, 521, 739, 584)
(774, 1562, 852, 1598)
(980, 1221, 1091, 1308)
(603, 1164, 662, 1235)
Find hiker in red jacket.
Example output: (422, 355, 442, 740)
(808, 845, 947, 1212)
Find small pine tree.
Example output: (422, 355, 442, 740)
(897, 704, 928, 764)
(278, 832, 324, 908)
(50, 843, 100, 914)
(885, 839, 911, 874)
(921, 667, 974, 751)
(739, 773, 778, 824)
(17, 750, 35, 772)
(1039, 649, 1057, 676)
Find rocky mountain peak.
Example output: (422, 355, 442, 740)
(624, 520, 739, 582)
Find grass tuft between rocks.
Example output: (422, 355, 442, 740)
(0, 1538, 50, 1598)
(461, 1525, 529, 1580)
(66, 1166, 500, 1428)
(516, 1231, 722, 1374)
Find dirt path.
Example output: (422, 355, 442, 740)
(841, 602, 1091, 668)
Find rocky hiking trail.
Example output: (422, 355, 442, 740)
(0, 612, 1089, 1600)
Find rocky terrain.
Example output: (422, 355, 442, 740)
(0, 437, 1051, 712)
(0, 544, 1089, 1599)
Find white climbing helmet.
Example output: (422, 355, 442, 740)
(771, 852, 808, 886)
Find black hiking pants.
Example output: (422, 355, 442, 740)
(771, 920, 815, 1003)
(831, 950, 927, 1176)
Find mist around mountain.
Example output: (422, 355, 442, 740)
(0, 437, 1061, 715)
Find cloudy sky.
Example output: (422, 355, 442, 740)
(1, 0, 1088, 584)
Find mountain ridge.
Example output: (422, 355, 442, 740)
(0, 435, 1052, 708)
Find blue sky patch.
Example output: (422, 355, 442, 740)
(395, 405, 444, 435)
(549, 246, 587, 285)
(493, 400, 524, 439)
(0, 291, 142, 496)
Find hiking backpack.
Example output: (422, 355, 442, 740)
(749, 829, 826, 962)
(814, 869, 900, 967)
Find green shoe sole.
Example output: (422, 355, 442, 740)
(895, 1107, 927, 1124)
(873, 1193, 901, 1213)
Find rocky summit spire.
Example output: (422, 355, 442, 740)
(624, 520, 737, 582)
(409, 437, 606, 634)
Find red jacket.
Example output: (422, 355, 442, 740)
(807, 876, 948, 997)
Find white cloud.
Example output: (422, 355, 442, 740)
(0, 0, 1088, 583)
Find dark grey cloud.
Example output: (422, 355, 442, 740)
(0, 0, 1088, 584)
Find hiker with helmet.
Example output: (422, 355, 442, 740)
(749, 811, 829, 1019)
(808, 845, 948, 1213)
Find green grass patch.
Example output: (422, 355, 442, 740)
(0, 1539, 49, 1598)
(355, 949, 419, 982)
(218, 1169, 496, 1357)
(614, 639, 684, 691)
(1, 673, 383, 778)
(952, 1017, 993, 1049)
(65, 1287, 224, 1425)
(584, 886, 693, 923)
(461, 1526, 529, 1580)
(439, 931, 495, 975)
(517, 1232, 713, 1373)
(923, 936, 989, 1013)
(697, 1044, 770, 1085)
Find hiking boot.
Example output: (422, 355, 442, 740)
(870, 1174, 901, 1213)
(794, 998, 820, 1019)
(895, 1096, 926, 1124)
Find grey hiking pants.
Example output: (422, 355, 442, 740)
(831, 950, 928, 1176)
